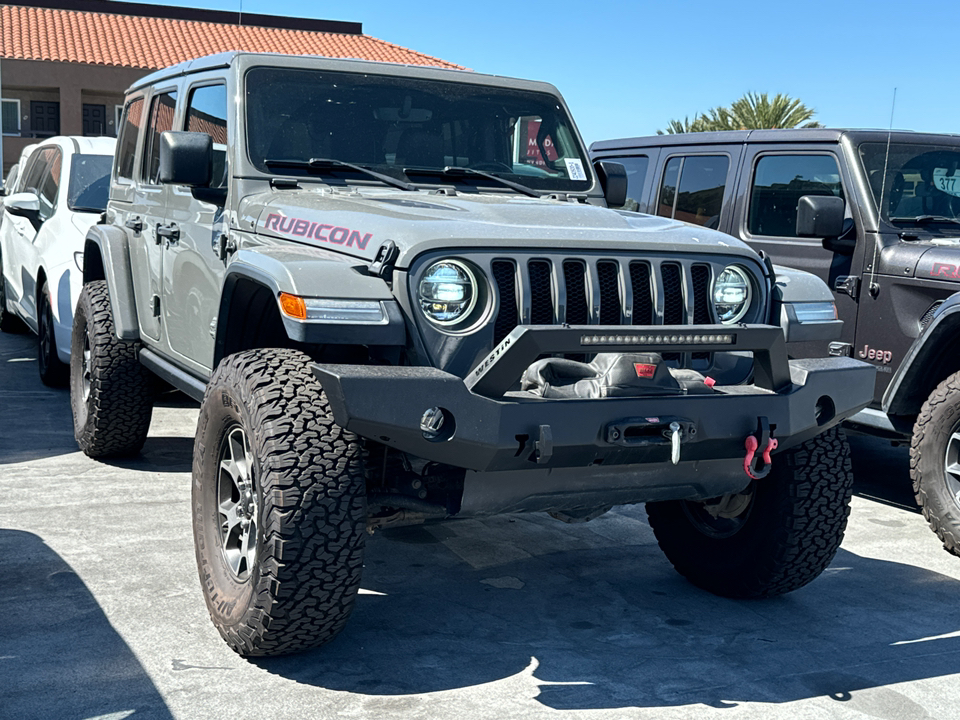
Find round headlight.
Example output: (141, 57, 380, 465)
(418, 260, 477, 326)
(713, 266, 752, 324)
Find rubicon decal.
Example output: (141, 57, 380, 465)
(931, 263, 960, 280)
(263, 213, 372, 250)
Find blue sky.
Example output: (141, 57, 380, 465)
(129, 0, 959, 145)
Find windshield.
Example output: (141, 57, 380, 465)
(245, 67, 593, 194)
(67, 154, 112, 212)
(859, 141, 960, 225)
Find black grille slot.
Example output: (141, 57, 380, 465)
(492, 260, 519, 345)
(661, 263, 685, 324)
(921, 300, 943, 331)
(528, 260, 554, 325)
(629, 262, 653, 325)
(661, 263, 684, 361)
(563, 261, 589, 325)
(597, 261, 622, 325)
(691, 264, 712, 360)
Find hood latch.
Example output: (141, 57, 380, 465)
(369, 240, 399, 280)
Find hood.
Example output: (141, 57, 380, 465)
(240, 187, 756, 267)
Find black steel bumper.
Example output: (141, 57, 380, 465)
(313, 325, 876, 476)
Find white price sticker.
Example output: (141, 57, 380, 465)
(564, 158, 587, 181)
(933, 168, 960, 197)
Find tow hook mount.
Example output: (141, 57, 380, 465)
(744, 417, 778, 480)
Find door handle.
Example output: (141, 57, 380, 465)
(125, 217, 143, 234)
(156, 223, 180, 244)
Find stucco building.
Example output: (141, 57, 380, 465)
(0, 0, 460, 171)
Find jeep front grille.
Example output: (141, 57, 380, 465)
(491, 257, 718, 357)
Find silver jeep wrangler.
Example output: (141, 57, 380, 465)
(73, 52, 875, 657)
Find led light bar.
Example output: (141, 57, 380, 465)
(791, 302, 838, 323)
(581, 333, 735, 346)
(279, 294, 387, 324)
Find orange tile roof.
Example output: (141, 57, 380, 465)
(0, 4, 463, 70)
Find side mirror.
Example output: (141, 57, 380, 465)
(159, 131, 213, 187)
(796, 195, 845, 238)
(4, 192, 41, 220)
(593, 160, 628, 208)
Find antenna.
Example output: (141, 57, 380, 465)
(238, 0, 243, 26)
(867, 88, 897, 299)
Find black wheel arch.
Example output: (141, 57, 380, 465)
(885, 292, 960, 418)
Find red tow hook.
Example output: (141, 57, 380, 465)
(743, 417, 778, 480)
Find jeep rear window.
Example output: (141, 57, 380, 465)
(860, 142, 960, 225)
(244, 67, 592, 193)
(656, 155, 728, 228)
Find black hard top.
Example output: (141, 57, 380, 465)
(590, 128, 960, 152)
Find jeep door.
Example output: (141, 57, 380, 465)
(127, 88, 178, 343)
(648, 145, 742, 234)
(162, 79, 229, 373)
(732, 145, 865, 358)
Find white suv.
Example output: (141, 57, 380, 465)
(0, 136, 115, 385)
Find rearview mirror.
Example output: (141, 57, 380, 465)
(159, 131, 213, 187)
(593, 160, 628, 208)
(796, 195, 845, 238)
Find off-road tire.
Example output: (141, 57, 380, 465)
(192, 348, 367, 657)
(911, 372, 960, 556)
(38, 281, 68, 386)
(70, 280, 153, 457)
(646, 427, 853, 598)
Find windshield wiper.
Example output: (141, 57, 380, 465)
(69, 206, 105, 213)
(405, 166, 540, 198)
(891, 215, 960, 226)
(263, 158, 416, 192)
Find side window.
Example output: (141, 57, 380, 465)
(612, 156, 649, 212)
(656, 155, 729, 229)
(116, 97, 144, 180)
(19, 148, 52, 195)
(36, 149, 62, 220)
(141, 91, 178, 185)
(185, 84, 228, 188)
(748, 154, 844, 238)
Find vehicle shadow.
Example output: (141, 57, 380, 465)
(848, 433, 918, 512)
(254, 510, 960, 711)
(0, 331, 76, 465)
(0, 529, 174, 719)
(0, 331, 198, 469)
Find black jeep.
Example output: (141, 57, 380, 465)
(592, 128, 960, 554)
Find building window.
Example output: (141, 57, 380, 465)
(656, 155, 729, 229)
(2, 99, 20, 136)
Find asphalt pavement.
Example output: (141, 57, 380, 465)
(2, 328, 960, 720)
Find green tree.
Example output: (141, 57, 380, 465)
(658, 92, 823, 134)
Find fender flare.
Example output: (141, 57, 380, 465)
(83, 225, 140, 341)
(884, 292, 960, 416)
(214, 248, 405, 365)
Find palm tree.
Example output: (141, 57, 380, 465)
(658, 92, 822, 134)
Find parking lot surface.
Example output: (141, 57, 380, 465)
(3, 328, 960, 720)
